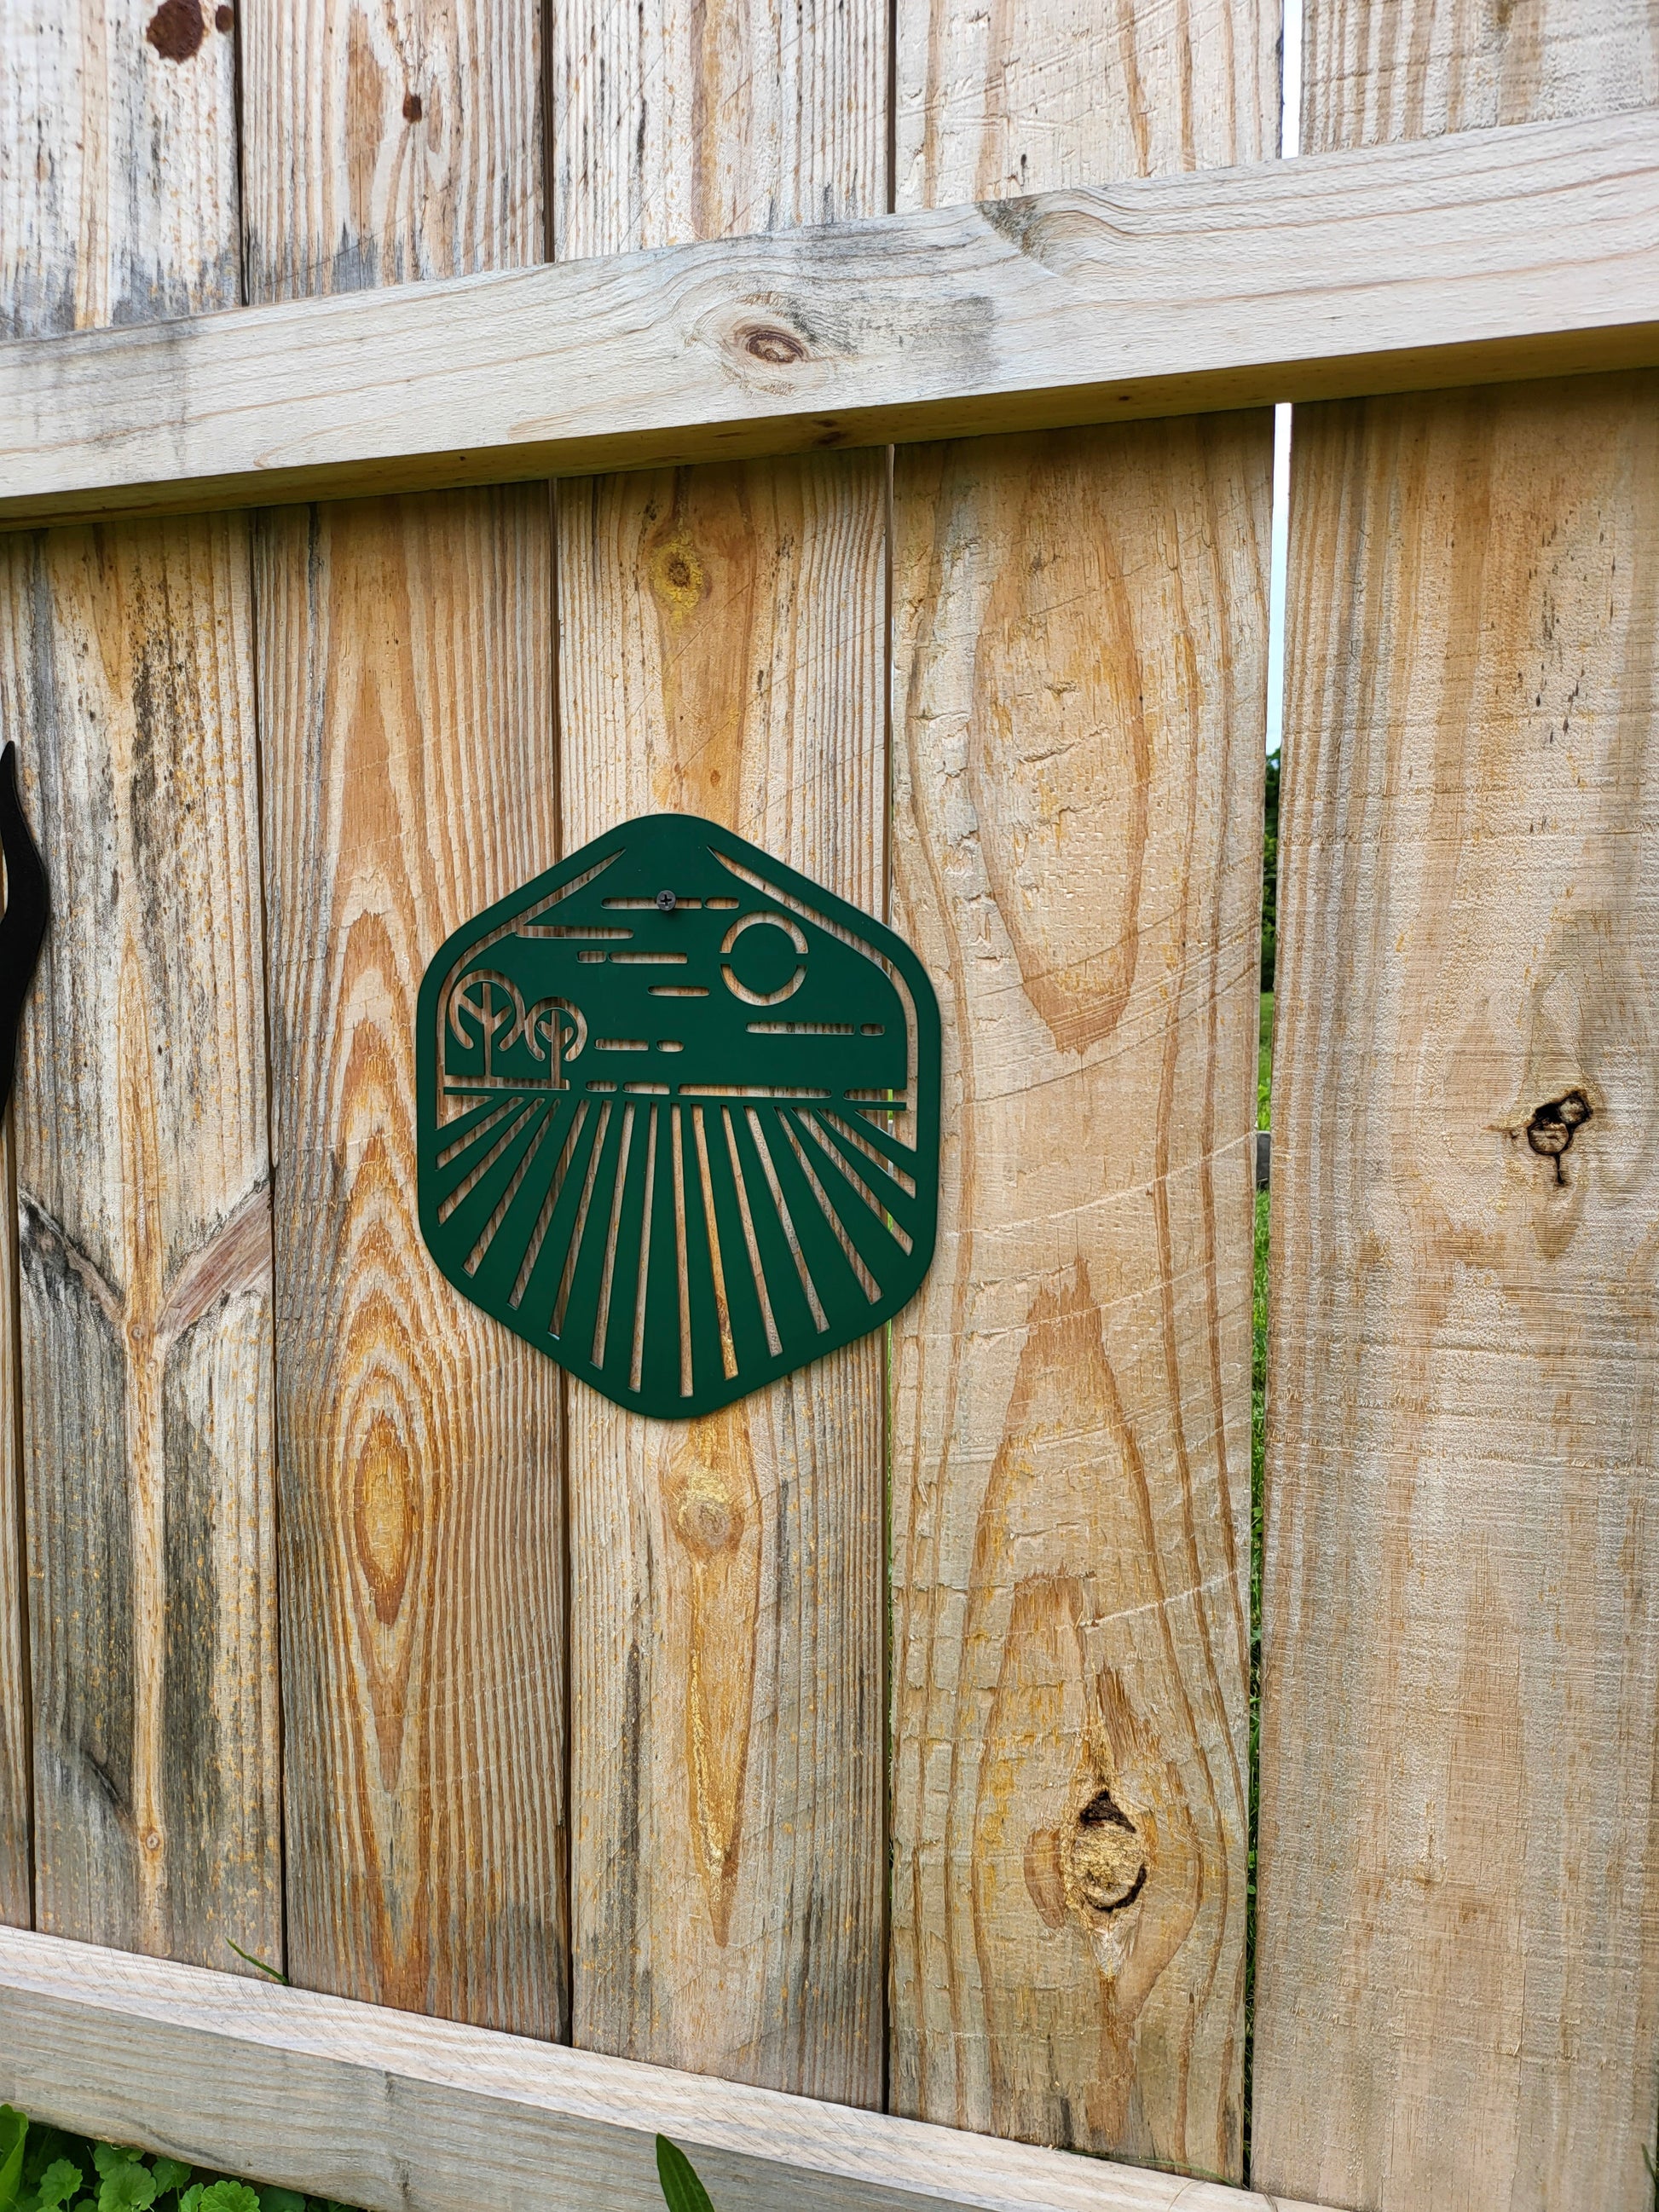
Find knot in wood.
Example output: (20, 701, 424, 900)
(1526, 1089, 1592, 1184)
(741, 324, 809, 367)
(1065, 1786, 1147, 1920)
(674, 1468, 743, 1559)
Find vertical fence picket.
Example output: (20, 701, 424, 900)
(240, 3, 568, 2033)
(1253, 7, 1659, 2208)
(554, 0, 888, 2103)
(0, 2, 280, 1970)
(0, 1129, 24, 1926)
(886, 0, 1275, 2176)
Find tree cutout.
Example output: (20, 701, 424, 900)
(448, 973, 523, 1083)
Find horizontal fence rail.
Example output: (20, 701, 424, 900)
(1, 110, 1656, 527)
(0, 1931, 1338, 2212)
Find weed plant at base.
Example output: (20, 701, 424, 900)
(0, 2105, 715, 2212)
(0, 2110, 352, 2212)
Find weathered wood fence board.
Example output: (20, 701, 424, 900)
(887, 0, 1271, 2177)
(0, 1120, 28, 1926)
(0, 1929, 1344, 2212)
(0, 0, 240, 339)
(1253, 4, 1659, 2208)
(893, 0, 1276, 205)
(556, 0, 888, 2099)
(239, 0, 543, 300)
(244, 0, 568, 2033)
(0, 0, 282, 1973)
(4, 0, 1659, 2201)
(552, 0, 886, 262)
(4, 517, 280, 1968)
(1302, 0, 1658, 142)
(9, 108, 1659, 528)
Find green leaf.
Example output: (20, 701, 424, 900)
(87, 2158, 126, 2188)
(257, 2192, 304, 2212)
(146, 2167, 188, 2202)
(224, 1939, 286, 1986)
(194, 2186, 260, 2212)
(0, 2108, 30, 2210)
(176, 2186, 203, 2212)
(22, 2131, 70, 2192)
(654, 2138, 714, 2212)
(35, 2165, 81, 2212)
(96, 2165, 155, 2212)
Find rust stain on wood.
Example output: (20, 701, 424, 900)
(146, 3, 207, 65)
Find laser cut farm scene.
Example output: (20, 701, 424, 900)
(419, 814, 938, 1416)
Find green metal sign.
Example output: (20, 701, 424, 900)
(416, 813, 940, 1419)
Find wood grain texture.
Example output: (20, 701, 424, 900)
(252, 490, 565, 2031)
(559, 454, 887, 2098)
(0, 1929, 1343, 2212)
(554, 0, 884, 259)
(1302, 0, 1659, 151)
(0, 0, 240, 338)
(0, 1122, 28, 1926)
(240, 0, 541, 300)
(889, 419, 1268, 2174)
(1252, 8, 1659, 2206)
(896, 0, 1277, 208)
(888, 0, 1272, 2175)
(241, 0, 566, 2031)
(11, 109, 1659, 528)
(554, 0, 887, 2099)
(1252, 380, 1659, 2210)
(0, 516, 280, 1968)
(0, 1, 280, 1967)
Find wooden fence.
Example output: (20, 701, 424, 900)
(1, 2, 1656, 2209)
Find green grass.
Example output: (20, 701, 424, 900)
(1241, 991, 1272, 2180)
(1257, 990, 1273, 1130)
(1240, 1193, 1269, 2167)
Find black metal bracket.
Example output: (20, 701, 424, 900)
(0, 743, 48, 1122)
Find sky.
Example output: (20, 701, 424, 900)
(1265, 0, 1303, 756)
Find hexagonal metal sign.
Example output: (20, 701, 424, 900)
(416, 813, 940, 1419)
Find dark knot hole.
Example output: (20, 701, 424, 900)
(1526, 1089, 1593, 1186)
